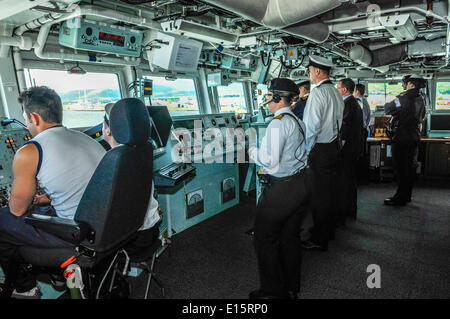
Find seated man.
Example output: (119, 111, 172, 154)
(0, 86, 106, 298)
(102, 103, 161, 257)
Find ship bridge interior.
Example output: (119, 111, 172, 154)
(0, 0, 449, 302)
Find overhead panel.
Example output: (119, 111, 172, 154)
(59, 19, 143, 57)
(160, 19, 237, 46)
(147, 31, 203, 72)
(379, 14, 418, 42)
(221, 55, 258, 72)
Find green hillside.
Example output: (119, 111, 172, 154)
(60, 88, 121, 103)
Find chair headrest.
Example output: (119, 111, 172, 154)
(110, 98, 151, 146)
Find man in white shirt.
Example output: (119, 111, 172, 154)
(248, 78, 309, 299)
(102, 103, 161, 257)
(354, 84, 371, 130)
(301, 55, 344, 252)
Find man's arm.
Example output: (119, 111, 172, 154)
(384, 99, 400, 115)
(363, 98, 371, 127)
(249, 119, 285, 169)
(341, 102, 352, 142)
(303, 90, 324, 153)
(9, 144, 39, 216)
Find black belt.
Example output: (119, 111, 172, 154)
(258, 169, 305, 185)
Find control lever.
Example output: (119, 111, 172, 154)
(1, 119, 27, 129)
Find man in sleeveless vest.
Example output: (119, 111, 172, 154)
(0, 86, 105, 298)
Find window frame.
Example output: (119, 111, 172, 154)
(434, 80, 450, 113)
(141, 73, 202, 117)
(366, 81, 404, 111)
(21, 63, 124, 129)
(216, 81, 248, 115)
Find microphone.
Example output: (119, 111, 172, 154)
(1, 119, 27, 128)
(262, 99, 273, 106)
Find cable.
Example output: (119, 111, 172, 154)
(95, 249, 129, 299)
(280, 53, 304, 70)
(261, 51, 270, 67)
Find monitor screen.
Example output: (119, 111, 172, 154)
(430, 114, 450, 131)
(147, 105, 173, 149)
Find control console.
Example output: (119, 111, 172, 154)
(154, 162, 196, 188)
(0, 120, 32, 207)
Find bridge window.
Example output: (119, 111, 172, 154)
(24, 69, 121, 128)
(435, 82, 450, 111)
(144, 76, 199, 115)
(217, 82, 247, 114)
(367, 82, 403, 110)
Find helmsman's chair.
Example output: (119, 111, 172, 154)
(18, 98, 154, 299)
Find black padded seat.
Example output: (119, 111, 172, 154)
(16, 98, 154, 297)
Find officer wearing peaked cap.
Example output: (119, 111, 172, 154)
(248, 78, 309, 299)
(384, 74, 426, 206)
(292, 80, 310, 120)
(301, 55, 345, 252)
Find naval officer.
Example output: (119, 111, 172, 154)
(248, 78, 309, 299)
(292, 80, 310, 120)
(384, 74, 426, 206)
(301, 55, 344, 251)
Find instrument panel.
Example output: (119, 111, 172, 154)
(59, 19, 143, 57)
(0, 122, 32, 207)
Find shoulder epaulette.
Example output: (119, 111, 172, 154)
(273, 114, 284, 120)
(301, 96, 308, 101)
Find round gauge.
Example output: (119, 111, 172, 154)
(86, 27, 93, 36)
(225, 118, 230, 124)
(223, 179, 234, 191)
(130, 36, 136, 44)
(211, 119, 216, 126)
(189, 193, 202, 205)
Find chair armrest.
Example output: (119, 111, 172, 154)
(24, 214, 89, 245)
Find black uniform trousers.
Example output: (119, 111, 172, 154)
(338, 149, 358, 221)
(356, 129, 369, 184)
(391, 141, 418, 202)
(253, 170, 308, 297)
(308, 139, 340, 248)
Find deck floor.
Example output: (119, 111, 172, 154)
(129, 179, 450, 299)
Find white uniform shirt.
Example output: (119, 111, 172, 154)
(31, 126, 106, 219)
(249, 107, 307, 178)
(303, 79, 344, 153)
(139, 181, 161, 231)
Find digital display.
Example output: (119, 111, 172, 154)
(99, 32, 125, 47)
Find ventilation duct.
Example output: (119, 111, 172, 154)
(283, 18, 330, 44)
(349, 43, 408, 71)
(370, 44, 408, 68)
(349, 45, 372, 66)
(202, 0, 342, 43)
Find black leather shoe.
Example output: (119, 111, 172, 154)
(249, 289, 282, 299)
(301, 240, 327, 251)
(384, 197, 407, 206)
